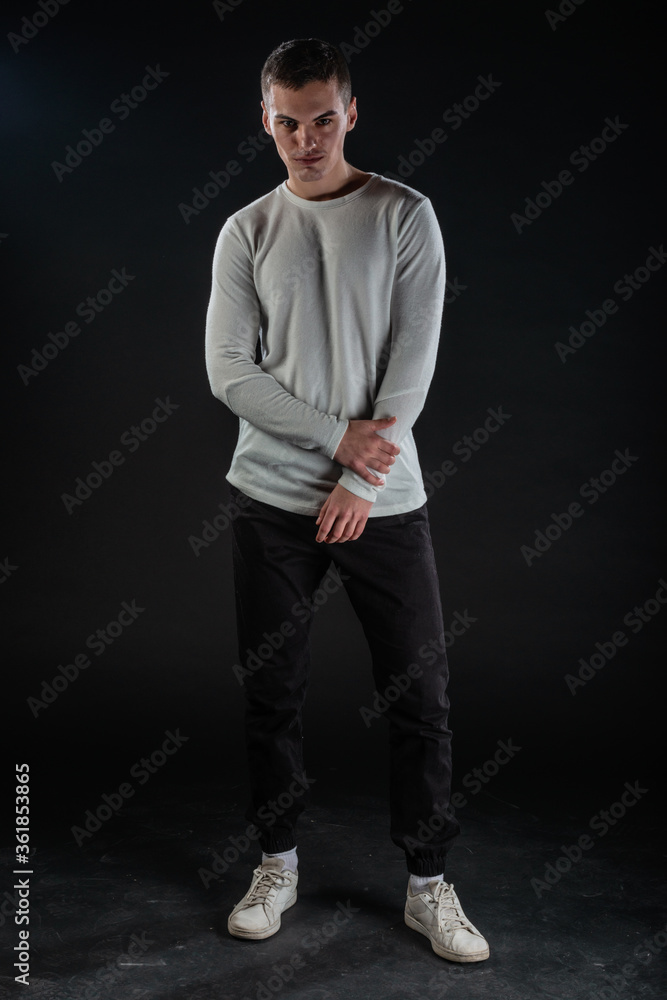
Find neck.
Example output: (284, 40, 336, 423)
(287, 162, 370, 201)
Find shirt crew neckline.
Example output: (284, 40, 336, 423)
(279, 171, 379, 208)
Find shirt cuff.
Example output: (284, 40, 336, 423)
(323, 418, 350, 460)
(337, 468, 381, 503)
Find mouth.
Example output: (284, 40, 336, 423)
(294, 155, 324, 165)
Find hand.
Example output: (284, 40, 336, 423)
(334, 417, 400, 486)
(315, 484, 374, 543)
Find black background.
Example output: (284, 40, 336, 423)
(2, 0, 665, 838)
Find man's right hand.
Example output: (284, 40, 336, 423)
(333, 417, 400, 486)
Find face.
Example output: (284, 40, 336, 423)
(261, 78, 357, 195)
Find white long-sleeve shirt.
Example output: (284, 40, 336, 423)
(205, 172, 446, 517)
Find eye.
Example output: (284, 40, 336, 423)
(317, 118, 332, 126)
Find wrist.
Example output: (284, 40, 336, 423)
(337, 472, 378, 504)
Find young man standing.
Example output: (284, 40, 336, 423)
(205, 38, 489, 963)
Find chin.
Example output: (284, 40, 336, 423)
(293, 165, 326, 181)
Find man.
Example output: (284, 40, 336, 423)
(205, 38, 489, 963)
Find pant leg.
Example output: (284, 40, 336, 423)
(229, 484, 331, 854)
(327, 503, 461, 877)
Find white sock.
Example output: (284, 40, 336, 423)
(409, 873, 443, 892)
(262, 847, 298, 873)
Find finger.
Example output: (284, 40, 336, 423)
(327, 517, 348, 543)
(379, 441, 400, 456)
(343, 518, 359, 542)
(337, 520, 357, 542)
(349, 520, 365, 541)
(350, 511, 368, 541)
(366, 461, 391, 475)
(315, 499, 328, 525)
(356, 466, 385, 485)
(316, 506, 338, 542)
(327, 511, 353, 543)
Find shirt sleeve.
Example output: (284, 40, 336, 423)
(337, 197, 446, 502)
(205, 217, 349, 459)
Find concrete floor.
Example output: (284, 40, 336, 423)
(3, 781, 665, 1000)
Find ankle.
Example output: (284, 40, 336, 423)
(262, 847, 298, 873)
(409, 873, 443, 893)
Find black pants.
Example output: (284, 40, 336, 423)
(228, 483, 460, 876)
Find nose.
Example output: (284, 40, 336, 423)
(295, 126, 317, 150)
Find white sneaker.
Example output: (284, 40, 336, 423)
(228, 858, 298, 940)
(405, 879, 490, 962)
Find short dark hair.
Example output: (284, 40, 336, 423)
(261, 38, 352, 109)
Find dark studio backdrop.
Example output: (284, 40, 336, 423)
(2, 0, 665, 844)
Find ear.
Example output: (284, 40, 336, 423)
(261, 100, 271, 136)
(346, 96, 358, 131)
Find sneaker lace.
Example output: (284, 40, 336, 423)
(241, 868, 291, 909)
(433, 881, 470, 932)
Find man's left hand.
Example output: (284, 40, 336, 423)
(315, 484, 374, 543)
